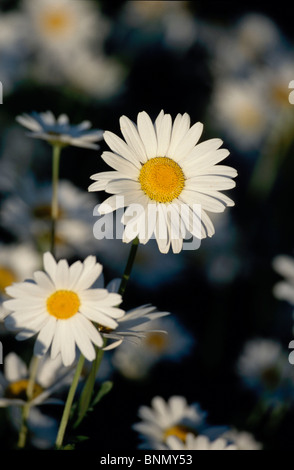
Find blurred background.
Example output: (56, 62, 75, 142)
(1, 0, 294, 450)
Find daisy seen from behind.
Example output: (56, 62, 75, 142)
(16, 111, 103, 150)
(89, 110, 237, 254)
(3, 252, 124, 367)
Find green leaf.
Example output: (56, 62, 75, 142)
(91, 381, 113, 408)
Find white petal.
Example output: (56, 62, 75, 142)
(102, 151, 139, 178)
(104, 131, 140, 168)
(43, 252, 57, 284)
(155, 111, 172, 157)
(120, 115, 147, 163)
(137, 112, 158, 159)
(166, 113, 190, 160)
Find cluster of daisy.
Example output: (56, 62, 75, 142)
(0, 108, 237, 449)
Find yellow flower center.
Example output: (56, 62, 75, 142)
(139, 157, 185, 203)
(46, 290, 80, 319)
(40, 8, 74, 36)
(144, 332, 168, 352)
(0, 266, 17, 294)
(5, 379, 43, 401)
(163, 425, 197, 443)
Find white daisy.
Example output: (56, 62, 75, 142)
(273, 254, 294, 306)
(166, 433, 237, 450)
(89, 110, 237, 254)
(0, 352, 73, 408)
(133, 395, 208, 449)
(3, 252, 124, 366)
(16, 111, 103, 150)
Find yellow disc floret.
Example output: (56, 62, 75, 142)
(163, 424, 197, 443)
(139, 157, 185, 203)
(47, 290, 80, 320)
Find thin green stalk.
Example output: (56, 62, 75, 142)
(55, 354, 85, 449)
(17, 356, 40, 449)
(118, 237, 139, 296)
(50, 144, 62, 257)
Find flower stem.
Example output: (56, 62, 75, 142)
(55, 354, 85, 449)
(118, 237, 139, 296)
(50, 144, 62, 257)
(17, 356, 40, 449)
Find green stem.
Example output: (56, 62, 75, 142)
(118, 237, 139, 296)
(17, 356, 40, 449)
(55, 354, 85, 449)
(50, 145, 62, 257)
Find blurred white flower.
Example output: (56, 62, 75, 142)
(221, 429, 263, 450)
(209, 76, 269, 152)
(273, 254, 294, 306)
(1, 177, 99, 258)
(0, 243, 41, 330)
(237, 338, 294, 404)
(22, 0, 109, 58)
(16, 111, 103, 149)
(0, 352, 73, 408)
(133, 395, 207, 449)
(0, 11, 31, 95)
(111, 315, 195, 379)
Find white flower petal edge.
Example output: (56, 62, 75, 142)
(89, 110, 237, 254)
(3, 252, 124, 366)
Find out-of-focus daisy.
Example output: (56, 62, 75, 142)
(22, 0, 109, 57)
(111, 315, 195, 379)
(16, 111, 103, 150)
(89, 110, 236, 254)
(133, 395, 208, 449)
(3, 252, 124, 366)
(0, 11, 31, 96)
(166, 433, 237, 450)
(101, 297, 171, 350)
(237, 338, 294, 404)
(1, 177, 99, 257)
(273, 254, 294, 306)
(210, 76, 269, 152)
(0, 352, 73, 449)
(0, 243, 41, 328)
(59, 51, 126, 100)
(221, 429, 263, 450)
(0, 352, 73, 408)
(121, 1, 197, 51)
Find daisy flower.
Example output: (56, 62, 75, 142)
(3, 252, 124, 367)
(16, 111, 103, 150)
(166, 434, 237, 450)
(100, 278, 171, 350)
(237, 338, 294, 404)
(273, 254, 294, 306)
(133, 395, 208, 449)
(89, 110, 237, 254)
(0, 352, 73, 408)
